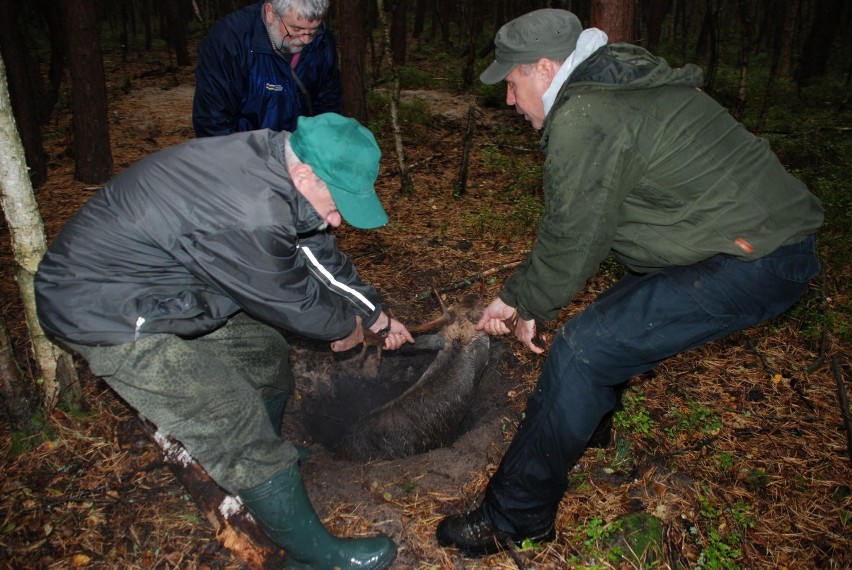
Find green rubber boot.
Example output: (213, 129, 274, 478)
(239, 465, 396, 570)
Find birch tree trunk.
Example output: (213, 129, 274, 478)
(376, 0, 414, 194)
(0, 52, 80, 412)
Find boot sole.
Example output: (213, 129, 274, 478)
(439, 525, 556, 557)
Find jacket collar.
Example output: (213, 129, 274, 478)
(542, 28, 609, 117)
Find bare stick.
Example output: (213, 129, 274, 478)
(452, 103, 476, 198)
(832, 356, 852, 467)
(414, 260, 523, 301)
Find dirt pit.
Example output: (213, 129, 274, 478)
(279, 335, 524, 565)
(284, 334, 519, 459)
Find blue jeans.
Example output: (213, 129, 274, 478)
(482, 236, 820, 534)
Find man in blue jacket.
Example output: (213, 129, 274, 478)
(35, 114, 408, 569)
(193, 0, 341, 136)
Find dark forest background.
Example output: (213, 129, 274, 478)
(0, 1, 850, 568)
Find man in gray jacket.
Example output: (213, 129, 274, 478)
(436, 9, 823, 556)
(35, 113, 410, 569)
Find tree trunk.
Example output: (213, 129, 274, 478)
(461, 0, 485, 87)
(697, 0, 721, 93)
(120, 0, 130, 62)
(642, 0, 668, 53)
(795, 0, 846, 85)
(143, 0, 154, 50)
(162, 0, 192, 66)
(376, 0, 414, 194)
(35, 0, 66, 123)
(0, 313, 37, 434)
(757, 0, 787, 134)
(591, 0, 635, 44)
(389, 0, 408, 66)
(140, 422, 289, 569)
(413, 0, 426, 38)
(732, 0, 756, 122)
(778, 0, 800, 77)
(437, 0, 450, 45)
(59, 0, 113, 183)
(0, 1, 47, 187)
(336, 0, 369, 123)
(0, 52, 81, 412)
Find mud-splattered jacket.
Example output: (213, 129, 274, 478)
(192, 1, 341, 137)
(500, 43, 824, 322)
(35, 130, 382, 346)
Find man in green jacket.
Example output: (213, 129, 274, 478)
(436, 9, 823, 556)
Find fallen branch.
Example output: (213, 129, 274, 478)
(502, 537, 527, 570)
(415, 260, 523, 301)
(743, 334, 778, 376)
(805, 276, 830, 374)
(140, 421, 288, 569)
(743, 333, 815, 411)
(832, 356, 852, 467)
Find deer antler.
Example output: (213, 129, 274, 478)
(406, 285, 453, 333)
(358, 285, 455, 366)
(360, 328, 386, 365)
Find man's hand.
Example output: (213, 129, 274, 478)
(368, 311, 414, 350)
(476, 297, 546, 354)
(330, 315, 365, 352)
(330, 312, 414, 353)
(476, 297, 516, 335)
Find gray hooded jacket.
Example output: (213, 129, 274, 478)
(35, 129, 382, 346)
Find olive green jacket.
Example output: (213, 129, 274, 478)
(501, 43, 823, 321)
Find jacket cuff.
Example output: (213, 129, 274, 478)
(362, 306, 382, 329)
(498, 289, 535, 322)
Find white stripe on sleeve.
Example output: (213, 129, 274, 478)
(298, 245, 377, 312)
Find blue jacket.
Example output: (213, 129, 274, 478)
(193, 2, 342, 136)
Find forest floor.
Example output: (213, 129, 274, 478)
(1, 43, 851, 570)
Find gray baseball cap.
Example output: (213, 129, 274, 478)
(480, 9, 583, 85)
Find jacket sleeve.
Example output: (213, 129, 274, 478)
(192, 33, 246, 137)
(185, 225, 382, 340)
(501, 103, 647, 321)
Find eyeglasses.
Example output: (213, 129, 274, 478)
(278, 16, 326, 39)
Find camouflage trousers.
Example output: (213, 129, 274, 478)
(66, 313, 298, 494)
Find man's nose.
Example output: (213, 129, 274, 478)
(327, 211, 342, 228)
(506, 88, 515, 105)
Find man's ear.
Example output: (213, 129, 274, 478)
(262, 2, 275, 25)
(536, 58, 559, 85)
(290, 162, 314, 183)
(289, 162, 315, 192)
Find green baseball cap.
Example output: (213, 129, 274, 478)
(290, 113, 389, 229)
(480, 9, 583, 85)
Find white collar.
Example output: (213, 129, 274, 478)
(542, 28, 609, 117)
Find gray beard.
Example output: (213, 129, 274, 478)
(265, 21, 306, 54)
